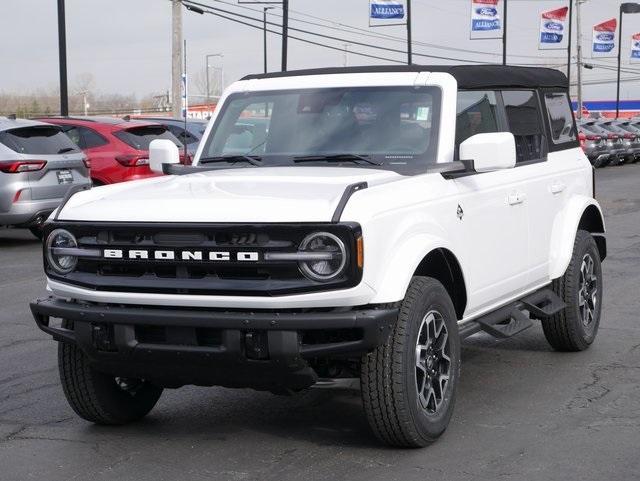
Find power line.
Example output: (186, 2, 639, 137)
(183, 2, 405, 64)
(185, 0, 487, 63)
(208, 0, 566, 61)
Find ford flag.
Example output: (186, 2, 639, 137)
(539, 7, 568, 50)
(470, 0, 502, 40)
(632, 33, 640, 64)
(369, 0, 406, 26)
(592, 19, 617, 57)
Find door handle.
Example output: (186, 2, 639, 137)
(508, 192, 526, 205)
(550, 182, 566, 194)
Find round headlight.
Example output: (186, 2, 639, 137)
(298, 232, 347, 282)
(46, 229, 78, 274)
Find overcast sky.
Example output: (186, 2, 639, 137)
(2, 0, 640, 101)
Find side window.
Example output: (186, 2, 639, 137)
(78, 127, 108, 149)
(543, 92, 577, 144)
(62, 126, 82, 148)
(502, 90, 545, 163)
(168, 125, 198, 145)
(455, 91, 499, 158)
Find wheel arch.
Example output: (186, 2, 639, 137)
(549, 196, 606, 280)
(413, 248, 467, 320)
(369, 236, 468, 321)
(578, 204, 607, 261)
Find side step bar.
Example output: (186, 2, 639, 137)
(459, 288, 565, 340)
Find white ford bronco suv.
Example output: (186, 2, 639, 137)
(31, 65, 606, 448)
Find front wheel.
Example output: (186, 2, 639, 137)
(542, 230, 603, 351)
(361, 277, 461, 448)
(58, 321, 163, 424)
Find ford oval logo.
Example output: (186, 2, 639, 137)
(597, 33, 614, 42)
(544, 21, 564, 31)
(476, 7, 497, 16)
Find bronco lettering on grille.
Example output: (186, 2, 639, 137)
(102, 249, 259, 262)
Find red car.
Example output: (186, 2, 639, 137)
(37, 117, 188, 185)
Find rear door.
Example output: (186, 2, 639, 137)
(76, 126, 112, 184)
(524, 90, 584, 284)
(0, 125, 89, 200)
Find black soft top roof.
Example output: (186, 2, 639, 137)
(241, 64, 568, 90)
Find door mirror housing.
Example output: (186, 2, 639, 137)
(459, 132, 516, 173)
(149, 139, 180, 174)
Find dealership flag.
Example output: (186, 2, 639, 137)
(369, 0, 407, 27)
(592, 18, 617, 57)
(632, 33, 640, 64)
(470, 0, 502, 40)
(539, 7, 569, 50)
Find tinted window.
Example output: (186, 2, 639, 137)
(62, 126, 81, 146)
(79, 127, 108, 149)
(167, 125, 199, 145)
(113, 126, 182, 151)
(0, 125, 81, 155)
(502, 90, 545, 163)
(544, 92, 576, 144)
(456, 91, 499, 157)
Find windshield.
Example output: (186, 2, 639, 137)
(200, 87, 441, 175)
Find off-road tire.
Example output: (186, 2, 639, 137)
(361, 277, 461, 448)
(58, 320, 163, 424)
(542, 230, 602, 351)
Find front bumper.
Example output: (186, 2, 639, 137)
(30, 296, 398, 391)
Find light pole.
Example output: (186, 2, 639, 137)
(407, 0, 412, 64)
(616, 3, 640, 118)
(282, 0, 289, 71)
(342, 43, 352, 67)
(263, 7, 275, 73)
(567, 0, 574, 88)
(57, 0, 68, 116)
(205, 53, 224, 104)
(502, 0, 508, 65)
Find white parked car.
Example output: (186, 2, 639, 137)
(31, 65, 606, 447)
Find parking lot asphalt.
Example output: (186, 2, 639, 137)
(1, 165, 639, 481)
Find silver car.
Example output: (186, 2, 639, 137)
(0, 117, 91, 237)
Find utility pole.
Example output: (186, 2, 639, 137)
(172, 0, 183, 119)
(576, 0, 584, 119)
(282, 0, 289, 71)
(57, 0, 68, 116)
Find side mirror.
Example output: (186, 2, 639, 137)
(149, 139, 180, 174)
(459, 132, 516, 173)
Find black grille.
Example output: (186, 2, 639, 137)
(45, 222, 362, 296)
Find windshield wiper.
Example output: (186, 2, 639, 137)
(199, 155, 262, 166)
(293, 153, 382, 166)
(57, 147, 77, 154)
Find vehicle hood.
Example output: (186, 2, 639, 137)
(58, 166, 403, 223)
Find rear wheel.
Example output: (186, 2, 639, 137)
(361, 277, 461, 447)
(542, 230, 602, 351)
(58, 321, 163, 424)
